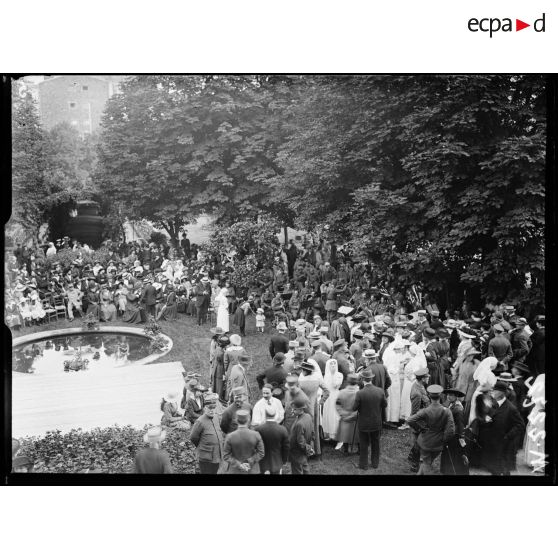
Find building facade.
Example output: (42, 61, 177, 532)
(34, 75, 124, 135)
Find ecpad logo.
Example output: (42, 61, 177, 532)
(468, 13, 546, 37)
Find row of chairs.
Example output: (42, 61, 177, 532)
(41, 294, 68, 323)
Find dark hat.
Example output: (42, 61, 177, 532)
(511, 362, 531, 375)
(293, 399, 307, 410)
(415, 367, 429, 378)
(360, 368, 374, 380)
(515, 317, 528, 326)
(535, 315, 545, 323)
(493, 381, 509, 392)
(294, 349, 306, 360)
(436, 328, 450, 339)
(382, 328, 395, 341)
(310, 339, 322, 348)
(347, 372, 360, 385)
(301, 361, 315, 372)
(444, 388, 465, 398)
(333, 339, 346, 350)
(238, 354, 251, 365)
(273, 352, 286, 363)
(423, 327, 436, 339)
(427, 384, 443, 395)
(498, 372, 517, 383)
(458, 327, 476, 339)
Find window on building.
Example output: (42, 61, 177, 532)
(69, 102, 76, 109)
(82, 85, 88, 91)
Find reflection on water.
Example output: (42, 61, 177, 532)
(12, 333, 154, 375)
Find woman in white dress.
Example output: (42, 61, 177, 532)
(215, 287, 230, 333)
(321, 359, 344, 441)
(383, 339, 405, 424)
(399, 342, 427, 426)
(524, 373, 545, 470)
(467, 356, 498, 425)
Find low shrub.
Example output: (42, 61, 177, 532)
(18, 425, 198, 474)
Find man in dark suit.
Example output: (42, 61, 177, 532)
(256, 353, 288, 395)
(254, 406, 290, 474)
(352, 368, 387, 470)
(140, 278, 158, 317)
(488, 324, 513, 373)
(220, 390, 253, 435)
(288, 399, 314, 474)
(223, 410, 265, 474)
(527, 315, 545, 376)
(194, 276, 212, 325)
(269, 322, 289, 358)
(509, 318, 532, 367)
(481, 380, 525, 475)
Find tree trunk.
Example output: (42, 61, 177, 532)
(283, 225, 288, 245)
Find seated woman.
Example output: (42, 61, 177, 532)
(100, 289, 118, 322)
(157, 286, 178, 321)
(121, 290, 145, 324)
(160, 392, 191, 430)
(183, 384, 208, 423)
(85, 287, 101, 319)
(28, 291, 46, 324)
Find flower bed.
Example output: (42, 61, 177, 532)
(18, 425, 198, 474)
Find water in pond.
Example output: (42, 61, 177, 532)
(12, 333, 155, 375)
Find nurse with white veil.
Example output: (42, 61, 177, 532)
(215, 287, 230, 333)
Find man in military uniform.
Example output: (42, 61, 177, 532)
(288, 399, 314, 475)
(407, 384, 455, 475)
(223, 409, 265, 474)
(220, 387, 253, 435)
(440, 388, 468, 475)
(407, 367, 431, 471)
(283, 374, 310, 433)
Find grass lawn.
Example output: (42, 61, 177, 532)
(10, 312, 537, 476)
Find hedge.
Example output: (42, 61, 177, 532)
(18, 425, 198, 474)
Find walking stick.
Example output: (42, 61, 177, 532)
(350, 411, 359, 452)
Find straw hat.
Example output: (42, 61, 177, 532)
(143, 426, 167, 444)
(163, 391, 180, 403)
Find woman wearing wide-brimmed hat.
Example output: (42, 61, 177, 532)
(160, 391, 191, 430)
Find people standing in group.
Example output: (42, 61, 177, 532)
(223, 409, 265, 474)
(254, 406, 290, 474)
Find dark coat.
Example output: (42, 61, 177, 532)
(220, 402, 253, 435)
(194, 282, 211, 308)
(269, 334, 289, 358)
(527, 327, 545, 376)
(510, 329, 532, 364)
(140, 284, 157, 306)
(256, 364, 287, 390)
(440, 401, 469, 475)
(223, 427, 265, 474)
(480, 398, 525, 474)
(407, 403, 455, 453)
(488, 335, 513, 372)
(255, 421, 290, 473)
(189, 413, 224, 464)
(410, 381, 430, 415)
(289, 413, 314, 457)
(352, 384, 386, 432)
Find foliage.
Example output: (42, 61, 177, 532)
(83, 312, 99, 330)
(18, 425, 197, 474)
(46, 248, 93, 269)
(149, 231, 167, 246)
(143, 315, 163, 337)
(94, 75, 294, 242)
(270, 75, 546, 307)
(149, 335, 170, 354)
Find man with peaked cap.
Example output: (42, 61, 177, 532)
(488, 323, 513, 374)
(189, 393, 225, 474)
(310, 338, 330, 374)
(269, 322, 289, 358)
(480, 380, 525, 475)
(407, 367, 431, 471)
(319, 325, 334, 354)
(254, 406, 290, 474)
(223, 409, 265, 474)
(440, 388, 469, 475)
(407, 384, 455, 475)
(226, 353, 251, 404)
(288, 399, 314, 474)
(220, 387, 253, 435)
(353, 367, 387, 470)
(283, 374, 311, 433)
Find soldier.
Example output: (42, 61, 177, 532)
(223, 409, 265, 474)
(407, 384, 455, 475)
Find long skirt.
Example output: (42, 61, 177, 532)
(386, 373, 401, 422)
(217, 306, 229, 332)
(336, 418, 358, 448)
(399, 379, 413, 421)
(440, 437, 469, 475)
(158, 303, 178, 320)
(321, 389, 341, 439)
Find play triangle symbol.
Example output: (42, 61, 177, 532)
(516, 19, 530, 31)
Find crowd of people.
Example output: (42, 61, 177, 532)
(8, 233, 546, 475)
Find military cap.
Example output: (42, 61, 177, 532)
(273, 352, 286, 363)
(294, 349, 306, 359)
(415, 368, 429, 378)
(231, 386, 246, 396)
(310, 339, 322, 348)
(443, 388, 465, 398)
(293, 399, 307, 410)
(204, 393, 218, 405)
(493, 323, 505, 333)
(493, 381, 509, 393)
(360, 368, 374, 380)
(288, 340, 298, 349)
(427, 384, 443, 395)
(423, 327, 436, 339)
(285, 374, 299, 384)
(333, 339, 346, 350)
(308, 331, 322, 340)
